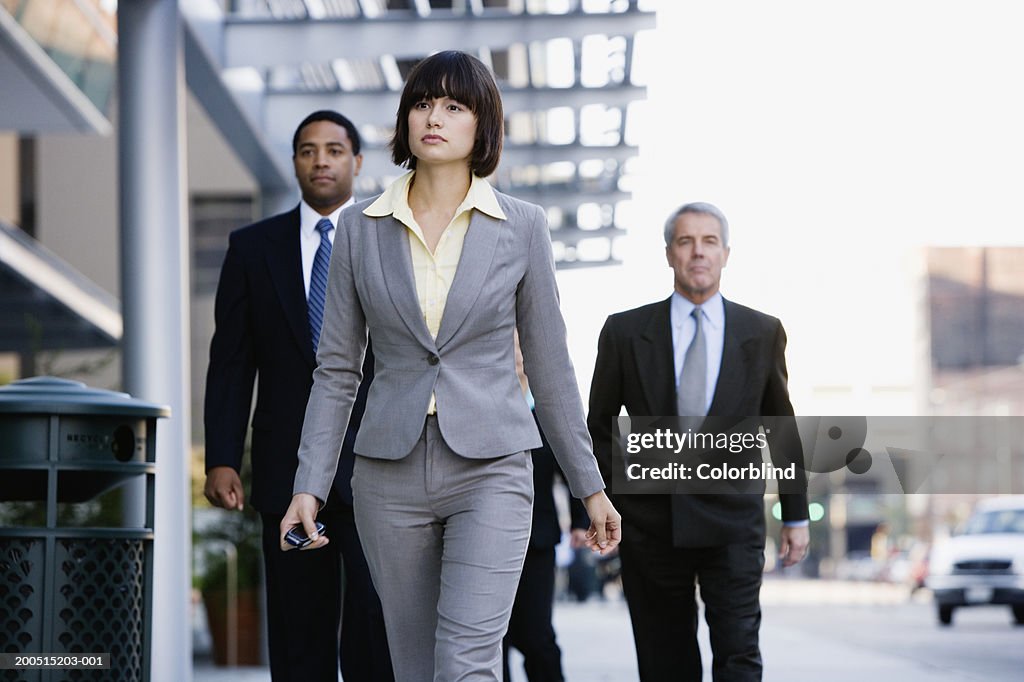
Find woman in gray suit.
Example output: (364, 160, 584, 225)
(281, 50, 620, 681)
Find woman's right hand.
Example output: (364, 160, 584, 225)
(279, 493, 330, 551)
(582, 490, 621, 556)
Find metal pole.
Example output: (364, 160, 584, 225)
(117, 2, 192, 680)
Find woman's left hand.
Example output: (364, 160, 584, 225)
(581, 490, 621, 556)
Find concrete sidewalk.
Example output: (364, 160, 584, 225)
(194, 579, 926, 682)
(192, 596, 636, 682)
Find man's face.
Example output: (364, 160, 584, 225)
(665, 212, 730, 304)
(293, 120, 363, 214)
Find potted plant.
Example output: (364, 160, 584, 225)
(192, 451, 264, 665)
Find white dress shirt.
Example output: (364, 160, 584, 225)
(299, 197, 354, 297)
(670, 290, 725, 414)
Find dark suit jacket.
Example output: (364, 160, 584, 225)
(587, 296, 808, 548)
(204, 207, 372, 515)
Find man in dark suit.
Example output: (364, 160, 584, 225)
(203, 110, 393, 681)
(587, 202, 809, 681)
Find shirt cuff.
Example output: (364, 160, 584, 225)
(782, 520, 810, 528)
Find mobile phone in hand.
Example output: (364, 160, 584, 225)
(284, 521, 325, 549)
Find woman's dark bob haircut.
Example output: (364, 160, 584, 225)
(390, 51, 504, 178)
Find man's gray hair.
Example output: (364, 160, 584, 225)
(663, 202, 730, 247)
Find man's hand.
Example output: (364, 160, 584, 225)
(280, 493, 329, 552)
(204, 466, 245, 510)
(582, 490, 622, 556)
(779, 524, 810, 567)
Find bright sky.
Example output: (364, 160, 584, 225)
(640, 0, 1024, 244)
(561, 0, 1024, 412)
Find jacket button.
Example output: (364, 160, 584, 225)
(428, 354, 440, 366)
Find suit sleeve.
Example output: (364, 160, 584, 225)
(763, 321, 809, 523)
(516, 205, 605, 499)
(540, 418, 591, 531)
(292, 209, 368, 503)
(586, 316, 624, 494)
(204, 234, 256, 473)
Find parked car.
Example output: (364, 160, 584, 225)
(926, 496, 1024, 626)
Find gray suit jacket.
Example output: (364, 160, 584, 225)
(293, 189, 605, 502)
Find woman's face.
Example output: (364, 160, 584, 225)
(407, 96, 477, 168)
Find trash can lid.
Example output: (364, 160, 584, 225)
(0, 377, 171, 417)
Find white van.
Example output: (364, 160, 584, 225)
(927, 496, 1024, 626)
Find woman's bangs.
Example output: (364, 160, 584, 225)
(407, 58, 480, 111)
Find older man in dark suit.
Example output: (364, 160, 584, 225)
(203, 110, 392, 681)
(587, 202, 809, 681)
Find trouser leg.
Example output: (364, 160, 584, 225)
(352, 446, 442, 682)
(618, 530, 701, 682)
(353, 418, 534, 682)
(334, 504, 395, 681)
(698, 542, 765, 682)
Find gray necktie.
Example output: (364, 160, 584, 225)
(676, 307, 707, 417)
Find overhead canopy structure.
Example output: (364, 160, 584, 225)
(0, 220, 121, 353)
(182, 0, 657, 266)
(2, 0, 656, 268)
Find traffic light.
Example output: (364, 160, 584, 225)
(772, 501, 825, 521)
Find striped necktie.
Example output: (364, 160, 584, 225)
(308, 217, 333, 354)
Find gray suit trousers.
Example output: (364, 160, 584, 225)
(352, 416, 534, 681)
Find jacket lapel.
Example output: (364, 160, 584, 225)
(265, 208, 316, 368)
(637, 297, 677, 415)
(435, 210, 501, 350)
(708, 298, 750, 416)
(377, 214, 437, 350)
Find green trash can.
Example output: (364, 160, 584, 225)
(0, 377, 169, 682)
